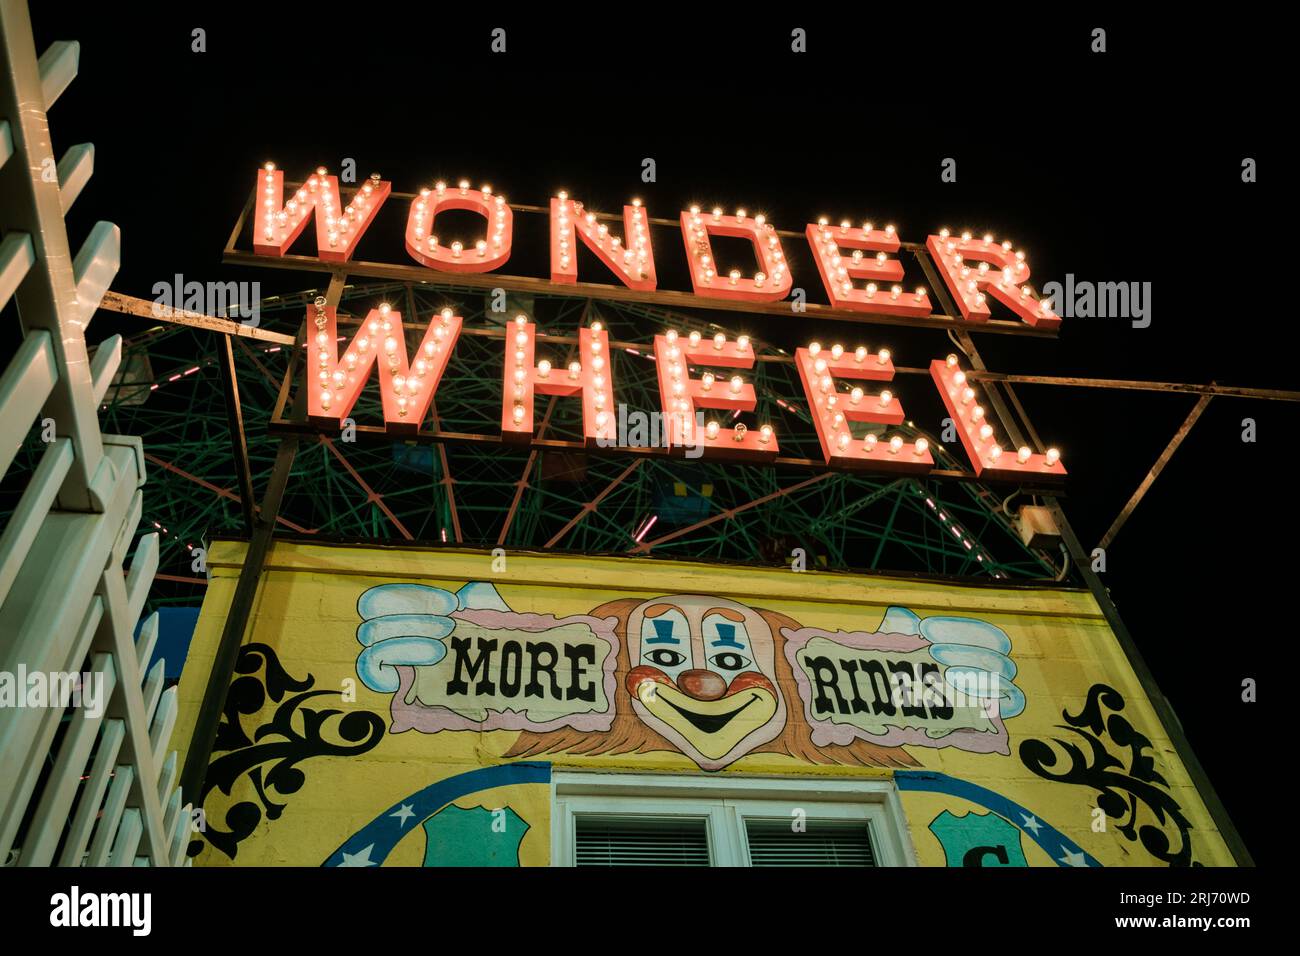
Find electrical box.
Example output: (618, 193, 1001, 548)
(1017, 505, 1062, 550)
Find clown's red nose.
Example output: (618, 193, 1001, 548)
(678, 669, 727, 701)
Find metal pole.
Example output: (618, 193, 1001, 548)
(217, 333, 255, 534)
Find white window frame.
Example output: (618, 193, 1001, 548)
(551, 771, 917, 867)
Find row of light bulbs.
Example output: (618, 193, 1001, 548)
(264, 167, 1047, 320)
(509, 313, 535, 425)
(317, 307, 1058, 467)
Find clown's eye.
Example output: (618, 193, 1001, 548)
(646, 649, 686, 667)
(709, 652, 751, 671)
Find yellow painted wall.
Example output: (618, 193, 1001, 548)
(171, 540, 1235, 867)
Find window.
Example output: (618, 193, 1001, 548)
(553, 772, 914, 867)
(575, 816, 710, 867)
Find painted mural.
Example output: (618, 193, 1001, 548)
(357, 583, 1023, 771)
(170, 543, 1237, 868)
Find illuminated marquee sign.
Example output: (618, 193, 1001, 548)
(253, 164, 1068, 482)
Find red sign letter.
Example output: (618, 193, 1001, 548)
(930, 354, 1065, 479)
(680, 207, 792, 303)
(925, 230, 1058, 328)
(550, 195, 656, 290)
(501, 318, 615, 447)
(405, 181, 513, 273)
(806, 220, 931, 315)
(253, 164, 390, 262)
(306, 300, 462, 434)
(794, 342, 933, 473)
(652, 330, 777, 460)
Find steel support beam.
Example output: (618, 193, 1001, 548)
(177, 434, 299, 806)
(99, 290, 296, 346)
(217, 334, 255, 534)
(1097, 392, 1212, 552)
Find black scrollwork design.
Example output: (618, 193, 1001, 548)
(189, 642, 385, 860)
(1018, 683, 1198, 866)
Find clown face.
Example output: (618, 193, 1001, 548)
(624, 595, 786, 770)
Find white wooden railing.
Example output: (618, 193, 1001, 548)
(0, 0, 189, 866)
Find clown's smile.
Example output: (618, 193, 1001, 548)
(661, 691, 762, 734)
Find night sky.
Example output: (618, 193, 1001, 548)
(26, 6, 1285, 863)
